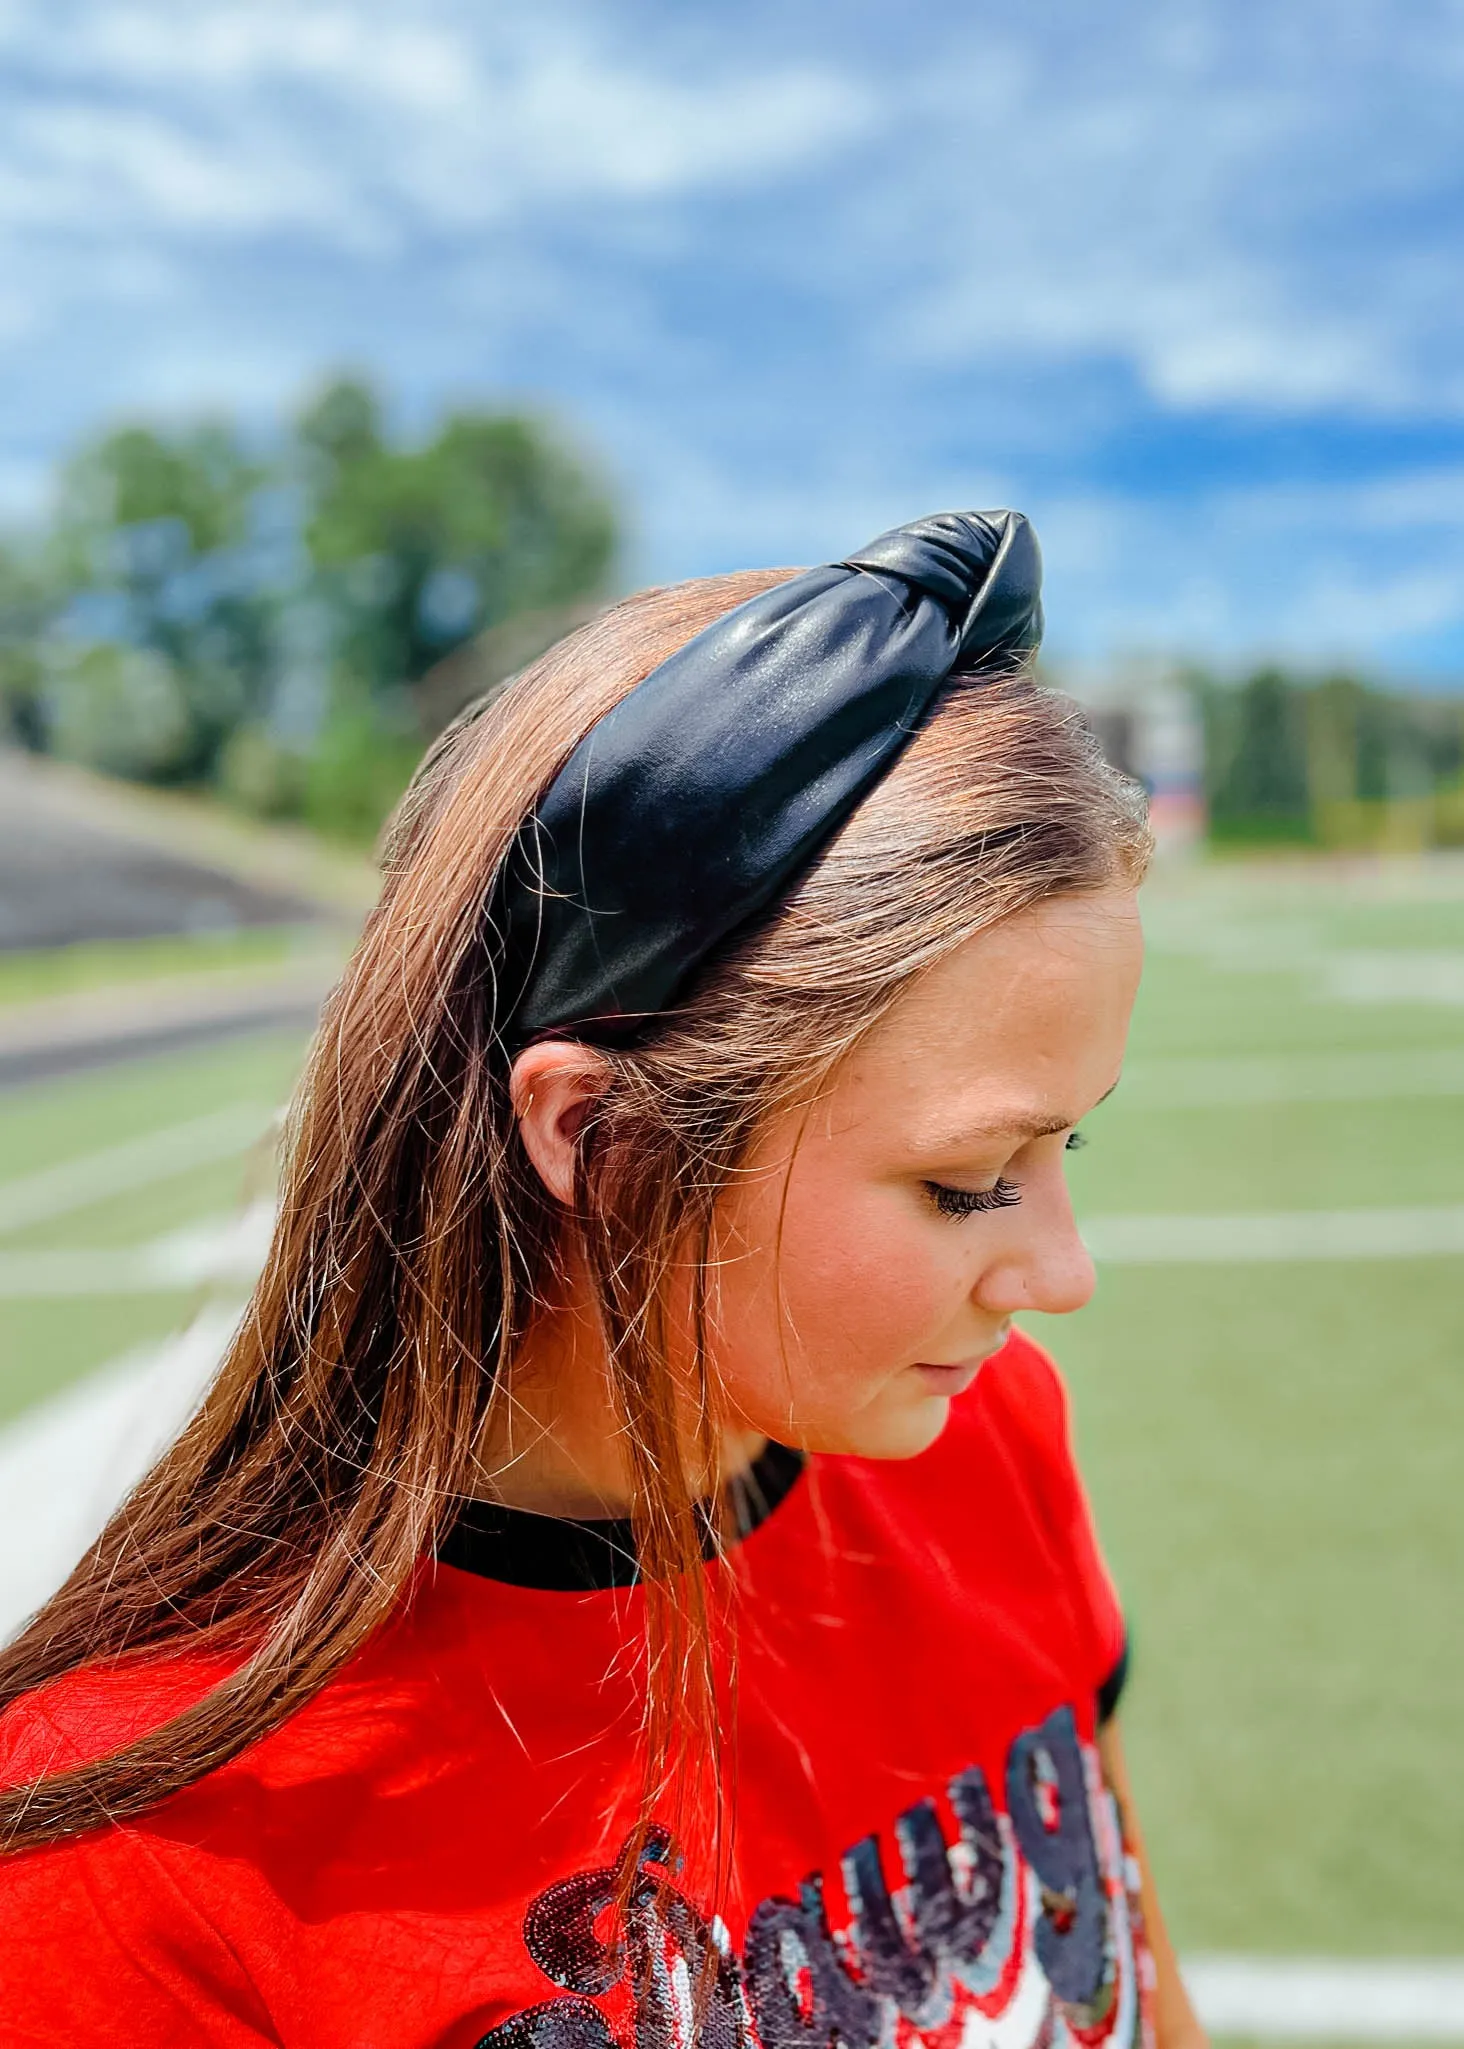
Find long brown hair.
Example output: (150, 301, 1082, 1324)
(0, 571, 1150, 1857)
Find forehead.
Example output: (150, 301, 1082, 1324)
(826, 889, 1142, 1148)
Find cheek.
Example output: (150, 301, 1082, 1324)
(709, 1160, 962, 1413)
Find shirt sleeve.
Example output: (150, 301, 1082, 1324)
(986, 1330, 1129, 1719)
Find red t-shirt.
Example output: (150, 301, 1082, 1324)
(0, 1331, 1149, 2047)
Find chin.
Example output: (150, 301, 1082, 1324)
(799, 1391, 955, 1463)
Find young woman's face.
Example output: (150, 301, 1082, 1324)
(707, 886, 1143, 1460)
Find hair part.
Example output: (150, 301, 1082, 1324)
(0, 570, 1150, 1865)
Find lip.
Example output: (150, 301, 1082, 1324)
(912, 1338, 1007, 1397)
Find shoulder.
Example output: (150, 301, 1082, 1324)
(0, 1564, 499, 1814)
(0, 1651, 232, 1788)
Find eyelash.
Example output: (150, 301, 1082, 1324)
(927, 1131, 1087, 1219)
(927, 1178, 1022, 1218)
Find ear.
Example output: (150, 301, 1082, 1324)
(509, 1041, 612, 1206)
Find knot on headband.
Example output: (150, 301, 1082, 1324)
(497, 509, 1043, 1044)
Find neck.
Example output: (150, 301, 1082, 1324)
(471, 1257, 766, 1520)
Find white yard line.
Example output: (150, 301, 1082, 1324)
(1185, 1954, 1464, 2038)
(1083, 1205, 1464, 1264)
(1125, 1047, 1464, 1107)
(0, 1200, 276, 1295)
(0, 1248, 169, 1294)
(1322, 952, 1464, 1007)
(0, 1104, 277, 1236)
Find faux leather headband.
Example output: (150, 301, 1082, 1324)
(497, 508, 1043, 1045)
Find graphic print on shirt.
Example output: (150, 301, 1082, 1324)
(472, 1706, 1153, 2049)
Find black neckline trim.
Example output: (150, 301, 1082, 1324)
(438, 1439, 807, 1591)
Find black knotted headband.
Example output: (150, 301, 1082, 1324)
(496, 508, 1043, 1046)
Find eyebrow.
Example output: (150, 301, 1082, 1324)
(918, 1078, 1121, 1153)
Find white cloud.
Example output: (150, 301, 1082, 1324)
(0, 0, 876, 253)
(3, 99, 369, 239)
(624, 442, 1020, 586)
(118, 336, 325, 418)
(0, 0, 1454, 417)
(861, 7, 1464, 417)
(613, 440, 1464, 664)
(1032, 467, 1464, 662)
(43, 5, 476, 110)
(0, 0, 1462, 666)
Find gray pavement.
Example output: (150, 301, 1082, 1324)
(0, 750, 348, 1081)
(0, 752, 324, 950)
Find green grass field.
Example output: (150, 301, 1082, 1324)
(0, 925, 328, 1008)
(2, 857, 1462, 2035)
(0, 1029, 304, 1424)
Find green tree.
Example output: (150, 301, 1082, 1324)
(297, 376, 382, 476)
(44, 642, 191, 780)
(50, 421, 274, 780)
(3, 377, 619, 841)
(1204, 667, 1312, 839)
(299, 380, 616, 700)
(0, 542, 54, 750)
(55, 422, 260, 559)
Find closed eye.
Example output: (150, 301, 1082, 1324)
(926, 1177, 1022, 1218)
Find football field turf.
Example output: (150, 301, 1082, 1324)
(2, 856, 1462, 2041)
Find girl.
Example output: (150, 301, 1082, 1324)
(0, 512, 1206, 2047)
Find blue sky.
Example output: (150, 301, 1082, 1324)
(2, 0, 1464, 673)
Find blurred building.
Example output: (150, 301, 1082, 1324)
(1056, 657, 1207, 852)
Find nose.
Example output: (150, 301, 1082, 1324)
(973, 1172, 1097, 1318)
